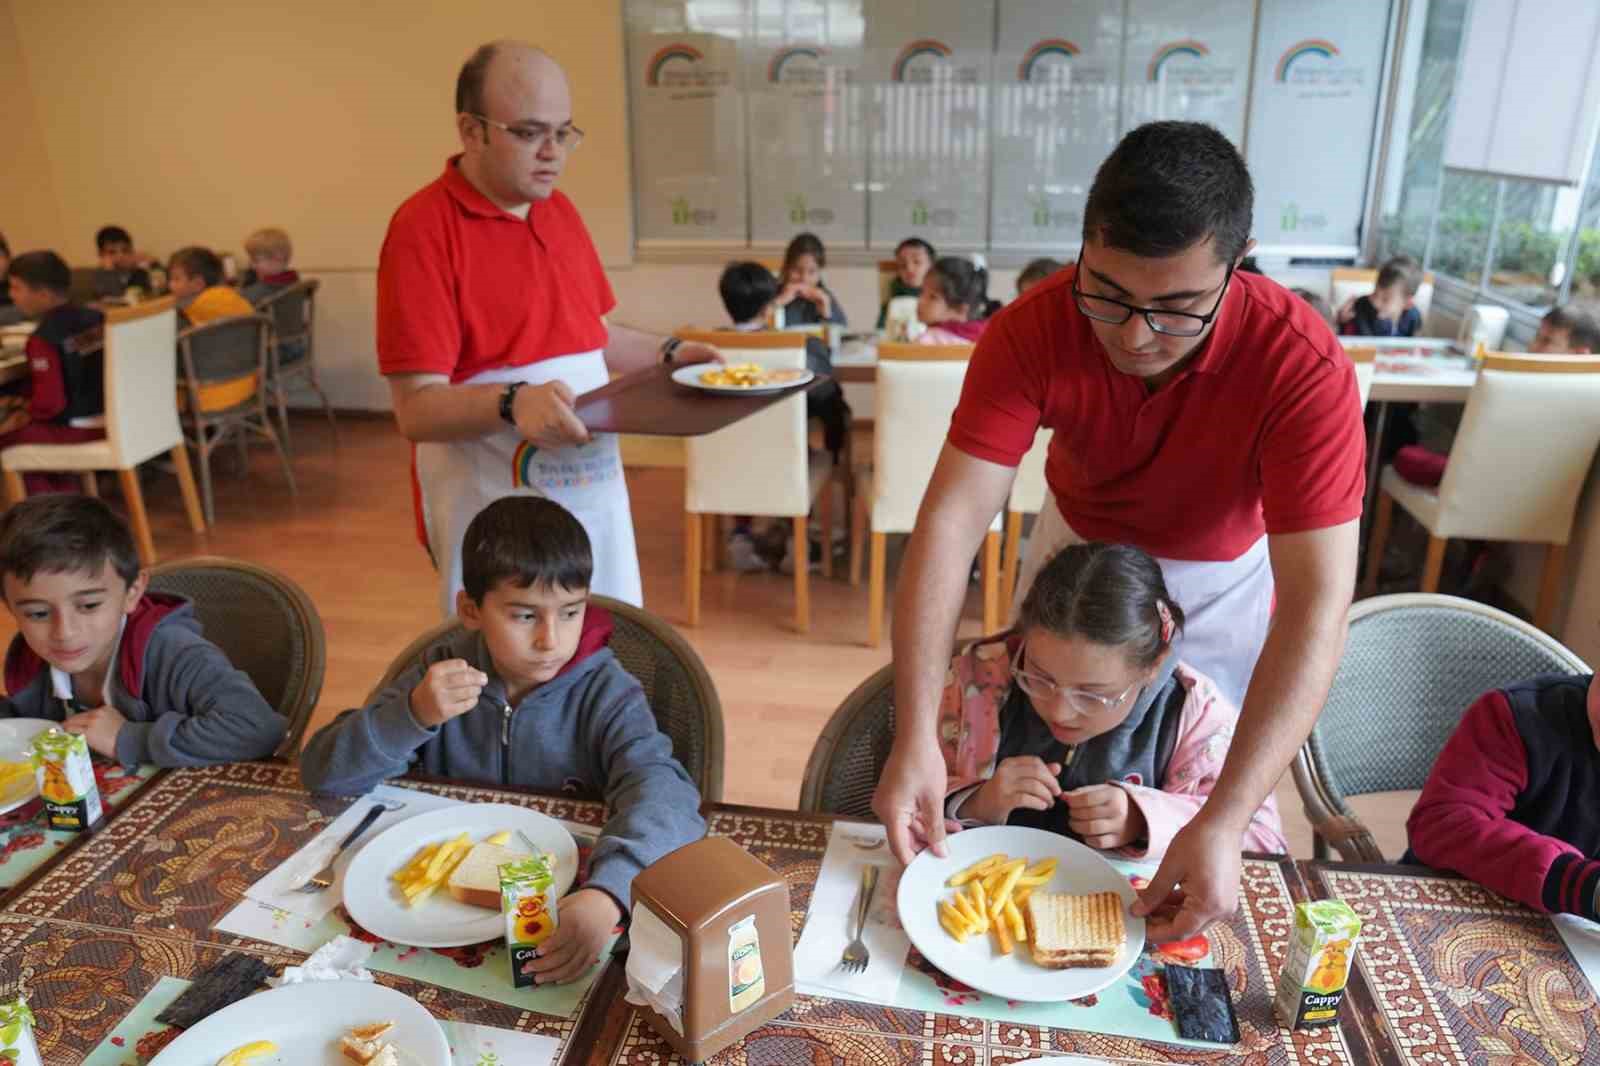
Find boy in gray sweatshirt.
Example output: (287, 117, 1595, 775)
(301, 496, 706, 985)
(0, 495, 286, 766)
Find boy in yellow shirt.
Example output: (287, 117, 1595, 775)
(167, 247, 252, 327)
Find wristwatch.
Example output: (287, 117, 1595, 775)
(660, 337, 684, 364)
(499, 381, 526, 426)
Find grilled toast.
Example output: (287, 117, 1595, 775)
(1024, 891, 1124, 968)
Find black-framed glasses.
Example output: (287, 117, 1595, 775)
(1071, 256, 1236, 338)
(468, 115, 585, 151)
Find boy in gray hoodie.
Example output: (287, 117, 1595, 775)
(0, 495, 286, 766)
(300, 496, 706, 985)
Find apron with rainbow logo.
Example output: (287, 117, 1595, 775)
(414, 350, 641, 617)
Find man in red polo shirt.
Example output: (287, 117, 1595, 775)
(874, 123, 1364, 943)
(378, 42, 713, 614)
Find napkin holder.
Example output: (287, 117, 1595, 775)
(629, 836, 794, 1062)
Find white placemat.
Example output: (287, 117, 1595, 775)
(790, 823, 909, 1003)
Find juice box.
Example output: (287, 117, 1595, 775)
(501, 855, 558, 989)
(30, 729, 102, 833)
(1274, 899, 1362, 1029)
(0, 996, 41, 1066)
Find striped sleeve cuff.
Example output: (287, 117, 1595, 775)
(1541, 852, 1600, 920)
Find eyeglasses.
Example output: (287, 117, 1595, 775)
(1071, 256, 1236, 338)
(468, 115, 585, 151)
(1010, 641, 1143, 717)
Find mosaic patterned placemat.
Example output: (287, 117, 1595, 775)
(1311, 863, 1600, 1066)
(0, 762, 157, 895)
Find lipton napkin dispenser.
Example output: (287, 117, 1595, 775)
(627, 836, 794, 1062)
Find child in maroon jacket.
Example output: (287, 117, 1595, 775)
(1406, 673, 1600, 920)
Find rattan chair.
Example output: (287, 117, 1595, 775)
(254, 279, 335, 453)
(362, 595, 725, 801)
(177, 314, 296, 525)
(798, 663, 895, 817)
(1294, 593, 1588, 862)
(147, 556, 326, 760)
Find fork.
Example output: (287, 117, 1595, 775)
(297, 803, 385, 893)
(838, 864, 880, 974)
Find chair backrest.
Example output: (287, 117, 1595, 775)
(255, 278, 318, 362)
(1457, 303, 1510, 351)
(1346, 345, 1376, 410)
(798, 663, 894, 816)
(103, 299, 183, 467)
(362, 596, 726, 801)
(1329, 266, 1435, 321)
(179, 314, 271, 389)
(1009, 429, 1054, 515)
(877, 259, 899, 306)
(1434, 353, 1600, 542)
(873, 342, 975, 534)
(677, 329, 813, 518)
(1295, 594, 1586, 843)
(147, 556, 326, 759)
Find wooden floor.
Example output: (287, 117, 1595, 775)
(0, 416, 1418, 861)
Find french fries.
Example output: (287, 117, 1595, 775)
(936, 852, 1055, 955)
(390, 829, 510, 909)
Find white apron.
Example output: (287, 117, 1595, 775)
(415, 351, 642, 617)
(1011, 492, 1273, 708)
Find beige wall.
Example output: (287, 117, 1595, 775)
(0, 1, 66, 252)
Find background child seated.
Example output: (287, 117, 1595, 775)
(0, 496, 286, 766)
(1017, 258, 1063, 297)
(1291, 287, 1335, 329)
(168, 246, 253, 327)
(916, 257, 990, 344)
(877, 237, 934, 329)
(938, 542, 1285, 859)
(3, 252, 107, 470)
(92, 226, 152, 299)
(301, 496, 706, 983)
(717, 261, 850, 572)
(240, 227, 301, 306)
(1406, 671, 1600, 921)
(776, 232, 847, 328)
(1338, 255, 1422, 337)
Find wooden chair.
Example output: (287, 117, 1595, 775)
(850, 342, 1001, 646)
(1363, 353, 1600, 629)
(676, 329, 838, 634)
(254, 279, 335, 453)
(876, 259, 900, 307)
(363, 595, 726, 800)
(148, 556, 325, 759)
(1, 298, 204, 565)
(177, 313, 296, 525)
(1293, 593, 1586, 860)
(1002, 430, 1053, 619)
(1347, 345, 1376, 409)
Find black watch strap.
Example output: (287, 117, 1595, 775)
(499, 381, 525, 426)
(660, 337, 684, 364)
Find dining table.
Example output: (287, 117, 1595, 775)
(0, 758, 1591, 1064)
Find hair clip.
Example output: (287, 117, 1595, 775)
(1156, 599, 1175, 645)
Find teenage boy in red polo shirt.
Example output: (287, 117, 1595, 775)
(377, 42, 714, 615)
(873, 122, 1365, 947)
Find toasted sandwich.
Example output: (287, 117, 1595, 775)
(339, 1022, 395, 1064)
(446, 841, 532, 910)
(1025, 891, 1125, 969)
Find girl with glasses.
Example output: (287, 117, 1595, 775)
(935, 542, 1286, 858)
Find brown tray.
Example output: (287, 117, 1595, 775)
(574, 363, 825, 437)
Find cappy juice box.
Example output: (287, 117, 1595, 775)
(30, 729, 102, 833)
(1274, 899, 1363, 1029)
(502, 854, 559, 989)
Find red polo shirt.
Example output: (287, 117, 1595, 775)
(377, 156, 615, 382)
(948, 267, 1364, 562)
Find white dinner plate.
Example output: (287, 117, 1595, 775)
(670, 362, 815, 394)
(343, 802, 577, 948)
(149, 980, 449, 1066)
(897, 825, 1145, 1003)
(0, 719, 59, 817)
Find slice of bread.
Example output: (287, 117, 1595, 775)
(1025, 891, 1125, 969)
(347, 1023, 393, 1043)
(339, 1035, 385, 1064)
(446, 841, 532, 910)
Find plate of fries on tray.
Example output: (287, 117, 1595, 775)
(896, 825, 1144, 1002)
(341, 803, 577, 948)
(671, 362, 815, 394)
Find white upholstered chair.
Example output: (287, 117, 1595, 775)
(679, 329, 836, 634)
(1347, 345, 1376, 409)
(1363, 352, 1600, 629)
(1330, 266, 1435, 322)
(1, 297, 205, 564)
(1002, 430, 1053, 618)
(850, 342, 1000, 647)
